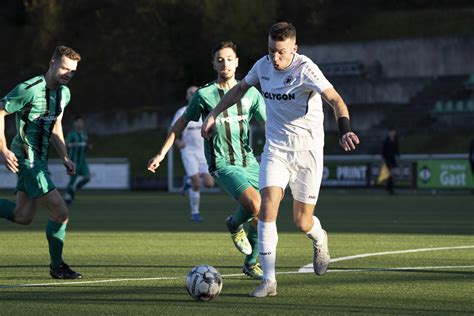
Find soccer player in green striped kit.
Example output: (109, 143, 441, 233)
(0, 46, 83, 279)
(64, 116, 91, 204)
(148, 41, 266, 279)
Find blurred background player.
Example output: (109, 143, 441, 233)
(202, 22, 360, 297)
(64, 115, 91, 204)
(171, 85, 214, 222)
(148, 41, 267, 279)
(382, 126, 400, 195)
(0, 46, 83, 279)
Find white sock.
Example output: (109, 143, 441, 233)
(258, 220, 278, 282)
(189, 189, 200, 215)
(306, 216, 325, 241)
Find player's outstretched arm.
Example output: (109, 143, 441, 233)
(51, 112, 76, 175)
(147, 115, 188, 173)
(201, 81, 251, 138)
(321, 87, 360, 152)
(0, 106, 19, 173)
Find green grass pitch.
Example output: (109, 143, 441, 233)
(0, 190, 473, 315)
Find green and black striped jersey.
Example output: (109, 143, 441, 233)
(66, 130, 88, 165)
(1, 75, 70, 162)
(184, 81, 266, 172)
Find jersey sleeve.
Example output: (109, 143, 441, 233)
(170, 107, 186, 126)
(302, 62, 333, 93)
(244, 60, 261, 86)
(184, 93, 204, 122)
(248, 88, 266, 123)
(65, 131, 76, 146)
(61, 86, 71, 110)
(1, 83, 34, 114)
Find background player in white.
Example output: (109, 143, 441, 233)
(171, 86, 214, 222)
(202, 22, 360, 297)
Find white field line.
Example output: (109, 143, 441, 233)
(1, 245, 473, 289)
(298, 245, 474, 272)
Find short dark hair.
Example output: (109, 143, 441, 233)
(269, 22, 296, 41)
(52, 46, 81, 61)
(211, 41, 237, 59)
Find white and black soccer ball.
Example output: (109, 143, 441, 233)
(185, 265, 223, 301)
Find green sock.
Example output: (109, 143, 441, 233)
(76, 177, 90, 190)
(245, 223, 258, 265)
(0, 199, 16, 222)
(67, 174, 78, 192)
(46, 220, 67, 268)
(231, 205, 253, 228)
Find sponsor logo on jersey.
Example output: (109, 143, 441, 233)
(261, 76, 270, 81)
(262, 91, 295, 101)
(307, 195, 316, 199)
(32, 114, 58, 122)
(284, 75, 297, 86)
(215, 114, 248, 125)
(259, 251, 272, 256)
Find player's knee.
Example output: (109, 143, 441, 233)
(247, 199, 260, 216)
(14, 216, 34, 225)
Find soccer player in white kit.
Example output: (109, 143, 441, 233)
(202, 22, 360, 297)
(171, 86, 214, 222)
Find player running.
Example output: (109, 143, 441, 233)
(148, 41, 266, 279)
(202, 22, 360, 297)
(0, 46, 83, 279)
(64, 116, 91, 204)
(170, 86, 215, 222)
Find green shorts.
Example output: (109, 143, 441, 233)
(213, 160, 259, 200)
(75, 161, 90, 177)
(16, 160, 55, 198)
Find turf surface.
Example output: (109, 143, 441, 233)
(0, 190, 473, 315)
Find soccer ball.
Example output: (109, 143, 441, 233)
(185, 265, 223, 301)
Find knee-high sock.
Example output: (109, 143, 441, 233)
(76, 177, 90, 190)
(305, 216, 325, 241)
(46, 220, 67, 268)
(258, 220, 278, 282)
(67, 174, 78, 191)
(230, 205, 253, 229)
(245, 221, 259, 265)
(189, 189, 200, 215)
(0, 199, 15, 222)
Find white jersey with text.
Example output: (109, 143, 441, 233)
(171, 106, 204, 153)
(244, 53, 333, 151)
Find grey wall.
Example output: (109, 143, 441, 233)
(299, 36, 474, 78)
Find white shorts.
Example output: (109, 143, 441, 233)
(181, 149, 209, 176)
(259, 144, 323, 205)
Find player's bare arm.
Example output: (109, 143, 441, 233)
(321, 87, 360, 152)
(51, 112, 76, 175)
(201, 80, 251, 138)
(147, 114, 188, 173)
(0, 103, 19, 173)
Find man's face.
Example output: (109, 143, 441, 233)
(268, 36, 297, 71)
(74, 118, 84, 130)
(212, 47, 238, 81)
(50, 56, 78, 85)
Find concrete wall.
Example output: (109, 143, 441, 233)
(299, 36, 474, 78)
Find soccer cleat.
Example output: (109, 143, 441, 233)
(180, 176, 191, 196)
(249, 279, 277, 298)
(313, 230, 330, 276)
(190, 213, 204, 222)
(50, 263, 83, 280)
(226, 215, 252, 255)
(243, 263, 263, 280)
